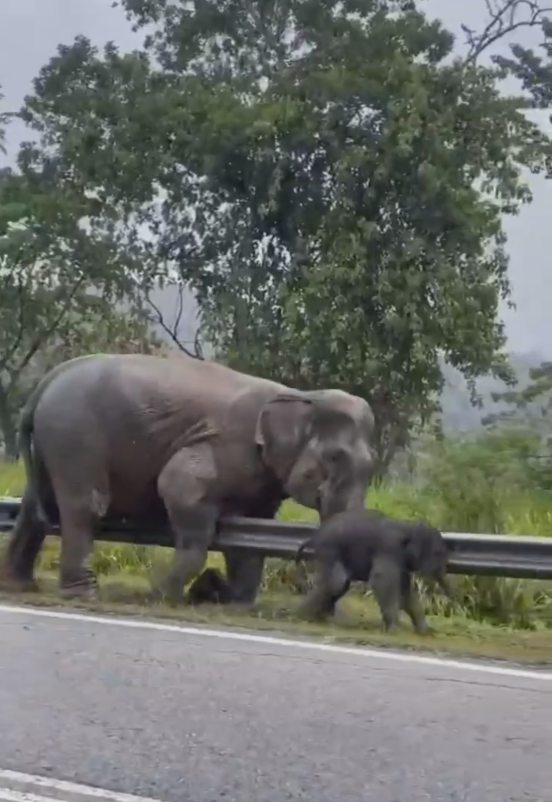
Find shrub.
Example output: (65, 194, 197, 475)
(420, 431, 552, 534)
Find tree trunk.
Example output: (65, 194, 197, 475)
(0, 384, 18, 461)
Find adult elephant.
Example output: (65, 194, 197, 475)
(0, 352, 375, 603)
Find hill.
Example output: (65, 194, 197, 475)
(440, 351, 546, 434)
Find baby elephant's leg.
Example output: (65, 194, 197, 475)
(400, 571, 432, 635)
(370, 556, 402, 632)
(300, 560, 350, 621)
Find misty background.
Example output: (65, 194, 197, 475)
(1, 0, 551, 432)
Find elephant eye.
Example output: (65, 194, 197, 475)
(327, 449, 347, 468)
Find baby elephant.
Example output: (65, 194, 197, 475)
(295, 509, 453, 635)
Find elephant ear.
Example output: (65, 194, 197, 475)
(255, 394, 315, 479)
(402, 524, 429, 572)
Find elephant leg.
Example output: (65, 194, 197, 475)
(400, 571, 431, 635)
(157, 446, 218, 606)
(160, 507, 218, 605)
(299, 560, 350, 621)
(223, 551, 265, 604)
(370, 556, 402, 633)
(49, 464, 109, 600)
(0, 488, 46, 592)
(222, 499, 281, 605)
(57, 498, 98, 599)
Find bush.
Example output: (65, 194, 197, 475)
(420, 430, 548, 533)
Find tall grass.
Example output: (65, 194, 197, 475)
(0, 461, 25, 498)
(1, 429, 552, 630)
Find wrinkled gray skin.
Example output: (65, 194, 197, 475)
(296, 509, 453, 634)
(1, 353, 375, 603)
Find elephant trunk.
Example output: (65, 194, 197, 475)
(318, 482, 367, 522)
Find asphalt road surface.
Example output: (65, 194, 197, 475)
(0, 606, 551, 802)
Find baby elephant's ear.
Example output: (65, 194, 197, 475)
(402, 526, 425, 570)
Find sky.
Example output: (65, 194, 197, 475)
(1, 0, 551, 357)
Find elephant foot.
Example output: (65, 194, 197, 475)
(413, 621, 434, 637)
(59, 572, 99, 602)
(227, 588, 259, 607)
(226, 599, 258, 615)
(145, 567, 184, 606)
(59, 583, 99, 601)
(149, 586, 183, 607)
(223, 551, 264, 605)
(0, 569, 40, 594)
(157, 576, 187, 607)
(0, 559, 40, 594)
(333, 605, 353, 627)
(18, 578, 40, 594)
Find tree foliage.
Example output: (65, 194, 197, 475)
(0, 102, 158, 458)
(12, 0, 552, 472)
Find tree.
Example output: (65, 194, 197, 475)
(15, 0, 552, 474)
(0, 115, 158, 458)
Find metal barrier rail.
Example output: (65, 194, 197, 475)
(2, 497, 552, 579)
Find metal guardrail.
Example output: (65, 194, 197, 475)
(1, 497, 552, 579)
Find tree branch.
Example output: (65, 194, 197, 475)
(463, 0, 552, 65)
(193, 324, 204, 360)
(145, 288, 203, 359)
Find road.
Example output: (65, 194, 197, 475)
(0, 606, 551, 802)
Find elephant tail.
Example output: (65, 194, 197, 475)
(295, 536, 315, 565)
(17, 383, 48, 522)
(17, 414, 40, 524)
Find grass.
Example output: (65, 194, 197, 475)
(3, 459, 552, 665)
(0, 460, 24, 497)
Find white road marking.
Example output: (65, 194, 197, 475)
(0, 770, 162, 802)
(0, 790, 62, 802)
(0, 602, 550, 681)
